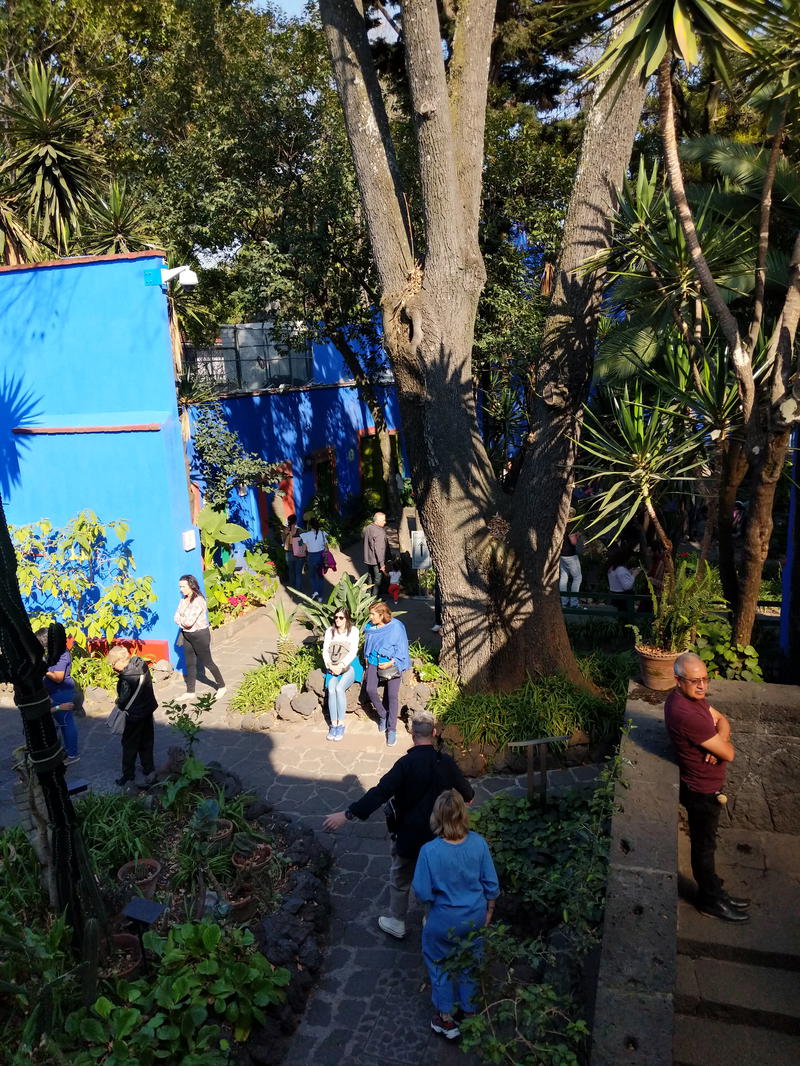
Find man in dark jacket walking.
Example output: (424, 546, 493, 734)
(362, 510, 389, 594)
(107, 647, 158, 788)
(323, 710, 474, 939)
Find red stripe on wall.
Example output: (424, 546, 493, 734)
(13, 424, 162, 435)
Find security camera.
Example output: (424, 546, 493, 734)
(161, 265, 199, 287)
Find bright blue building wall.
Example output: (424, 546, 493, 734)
(0, 252, 197, 662)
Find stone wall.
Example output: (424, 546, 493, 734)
(590, 686, 678, 1066)
(703, 678, 800, 835)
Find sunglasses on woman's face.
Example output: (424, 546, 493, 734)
(334, 614, 345, 620)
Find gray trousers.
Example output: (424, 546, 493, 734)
(389, 846, 416, 920)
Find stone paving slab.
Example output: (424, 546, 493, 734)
(677, 825, 800, 967)
(673, 1015, 800, 1066)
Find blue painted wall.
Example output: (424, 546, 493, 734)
(213, 378, 402, 540)
(0, 253, 198, 662)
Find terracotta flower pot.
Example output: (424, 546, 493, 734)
(206, 817, 234, 854)
(635, 646, 681, 691)
(228, 884, 257, 922)
(107, 932, 143, 979)
(117, 858, 162, 900)
(232, 843, 272, 872)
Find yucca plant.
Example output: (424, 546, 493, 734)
(578, 383, 706, 577)
(269, 600, 297, 665)
(0, 60, 103, 254)
(83, 179, 158, 255)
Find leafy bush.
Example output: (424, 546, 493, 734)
(471, 781, 614, 930)
(61, 922, 289, 1064)
(230, 647, 322, 714)
(11, 510, 156, 644)
(204, 549, 278, 628)
(448, 927, 590, 1066)
(417, 566, 436, 592)
(629, 559, 726, 653)
(192, 404, 281, 509)
(70, 647, 119, 693)
(430, 653, 629, 751)
(693, 618, 763, 681)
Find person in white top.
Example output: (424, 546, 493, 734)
(300, 519, 329, 601)
(387, 559, 402, 603)
(322, 607, 363, 741)
(174, 575, 226, 700)
(607, 551, 640, 615)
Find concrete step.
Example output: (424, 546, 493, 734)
(673, 1015, 800, 1066)
(676, 954, 800, 1035)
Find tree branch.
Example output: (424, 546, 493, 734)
(657, 56, 756, 426)
(319, 0, 414, 293)
(448, 0, 498, 252)
(401, 0, 464, 274)
(748, 103, 787, 355)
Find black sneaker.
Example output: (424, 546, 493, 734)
(431, 1014, 460, 1040)
(115, 776, 133, 787)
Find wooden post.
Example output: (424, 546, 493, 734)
(507, 736, 570, 803)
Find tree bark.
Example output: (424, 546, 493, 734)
(734, 430, 790, 644)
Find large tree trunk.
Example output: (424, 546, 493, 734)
(320, 0, 646, 689)
(511, 43, 649, 684)
(734, 430, 790, 644)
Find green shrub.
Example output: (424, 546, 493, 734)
(70, 648, 119, 693)
(692, 618, 763, 681)
(230, 647, 322, 714)
(75, 793, 167, 874)
(430, 652, 629, 751)
(61, 922, 290, 1063)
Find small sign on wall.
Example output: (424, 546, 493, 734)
(182, 529, 197, 552)
(411, 530, 431, 571)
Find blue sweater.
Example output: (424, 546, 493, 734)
(363, 618, 410, 671)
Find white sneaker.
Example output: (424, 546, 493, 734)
(183, 691, 198, 702)
(216, 687, 227, 698)
(378, 915, 406, 939)
(431, 624, 442, 633)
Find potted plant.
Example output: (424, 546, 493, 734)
(189, 799, 233, 853)
(116, 857, 162, 900)
(231, 832, 272, 872)
(102, 932, 143, 980)
(227, 876, 257, 922)
(629, 560, 725, 689)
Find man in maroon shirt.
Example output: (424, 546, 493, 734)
(664, 653, 750, 923)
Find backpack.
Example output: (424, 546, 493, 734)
(292, 535, 307, 558)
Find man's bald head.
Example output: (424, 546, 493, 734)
(673, 652, 709, 699)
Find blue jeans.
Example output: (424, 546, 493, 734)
(306, 551, 325, 599)
(327, 667, 355, 725)
(559, 555, 582, 607)
(285, 551, 305, 590)
(53, 706, 78, 758)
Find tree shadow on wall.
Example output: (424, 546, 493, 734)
(0, 371, 43, 498)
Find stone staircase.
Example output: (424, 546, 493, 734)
(673, 825, 800, 1066)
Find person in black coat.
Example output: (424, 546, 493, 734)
(323, 710, 474, 940)
(107, 646, 158, 788)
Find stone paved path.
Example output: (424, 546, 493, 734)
(0, 541, 599, 1066)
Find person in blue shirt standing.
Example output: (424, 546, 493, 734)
(363, 600, 410, 746)
(412, 789, 500, 1041)
(38, 622, 79, 764)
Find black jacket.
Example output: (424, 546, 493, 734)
(349, 743, 474, 859)
(116, 657, 158, 721)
